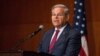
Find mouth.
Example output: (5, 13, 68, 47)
(53, 20, 60, 25)
(54, 20, 59, 22)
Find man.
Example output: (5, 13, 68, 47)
(38, 4, 81, 56)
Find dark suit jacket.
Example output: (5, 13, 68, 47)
(38, 24, 81, 56)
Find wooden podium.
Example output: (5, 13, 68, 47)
(0, 51, 54, 56)
(0, 51, 23, 56)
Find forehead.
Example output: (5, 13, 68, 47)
(52, 7, 64, 13)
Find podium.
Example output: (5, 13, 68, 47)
(0, 51, 54, 56)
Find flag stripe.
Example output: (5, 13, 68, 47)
(73, 0, 89, 56)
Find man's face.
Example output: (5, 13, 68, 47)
(51, 7, 67, 28)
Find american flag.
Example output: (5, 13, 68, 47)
(73, 0, 89, 56)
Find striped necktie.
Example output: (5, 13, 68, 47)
(48, 30, 59, 53)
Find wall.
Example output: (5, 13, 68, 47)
(0, 0, 100, 56)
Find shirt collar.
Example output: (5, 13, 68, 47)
(55, 25, 67, 31)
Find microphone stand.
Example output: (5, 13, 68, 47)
(10, 28, 42, 51)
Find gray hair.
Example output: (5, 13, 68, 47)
(51, 4, 69, 15)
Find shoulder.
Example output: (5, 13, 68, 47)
(44, 28, 54, 35)
(70, 28, 80, 34)
(64, 24, 80, 35)
(41, 28, 54, 41)
(42, 28, 54, 39)
(68, 28, 81, 38)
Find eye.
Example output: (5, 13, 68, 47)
(57, 14, 64, 16)
(52, 14, 56, 16)
(52, 14, 64, 16)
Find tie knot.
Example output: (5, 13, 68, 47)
(55, 30, 59, 33)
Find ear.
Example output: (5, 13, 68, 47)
(66, 14, 69, 21)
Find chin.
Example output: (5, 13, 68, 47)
(53, 25, 61, 28)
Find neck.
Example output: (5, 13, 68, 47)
(55, 24, 67, 30)
(55, 23, 67, 29)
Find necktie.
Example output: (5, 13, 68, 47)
(49, 30, 59, 53)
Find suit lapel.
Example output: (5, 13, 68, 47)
(45, 28, 54, 52)
(56, 24, 71, 44)
(51, 24, 71, 52)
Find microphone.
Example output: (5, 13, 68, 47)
(10, 25, 44, 51)
(31, 25, 44, 36)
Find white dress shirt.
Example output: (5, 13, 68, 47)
(50, 25, 67, 43)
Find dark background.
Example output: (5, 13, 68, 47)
(0, 0, 100, 56)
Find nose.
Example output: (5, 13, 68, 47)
(55, 15, 58, 19)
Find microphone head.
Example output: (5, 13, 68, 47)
(39, 25, 44, 29)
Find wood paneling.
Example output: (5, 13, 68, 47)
(0, 0, 100, 56)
